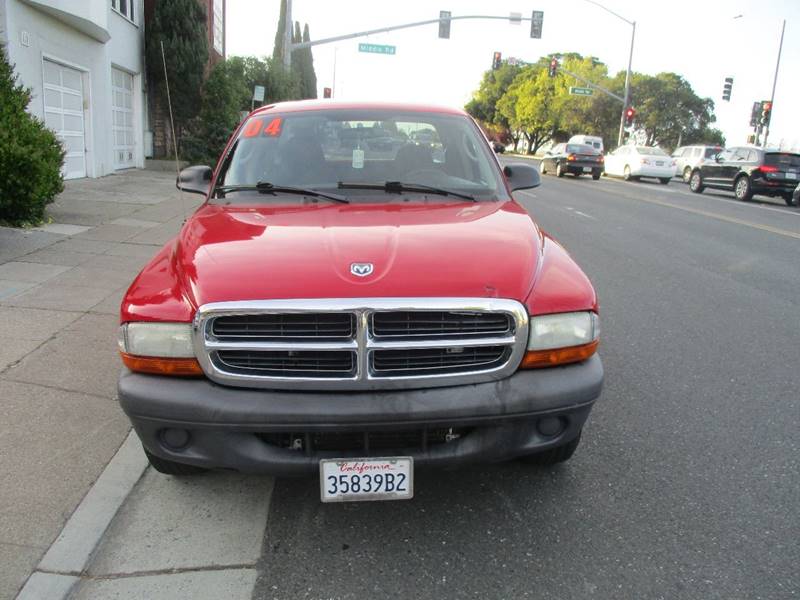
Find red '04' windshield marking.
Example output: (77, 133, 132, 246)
(263, 117, 282, 137)
(242, 118, 263, 138)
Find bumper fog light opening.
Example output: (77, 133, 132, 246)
(160, 428, 191, 451)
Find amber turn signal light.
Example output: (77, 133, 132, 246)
(519, 340, 599, 369)
(120, 352, 204, 376)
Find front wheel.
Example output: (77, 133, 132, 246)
(519, 432, 582, 466)
(734, 175, 753, 201)
(556, 162, 564, 177)
(623, 165, 632, 181)
(784, 192, 797, 207)
(689, 170, 704, 193)
(659, 178, 671, 185)
(592, 171, 601, 180)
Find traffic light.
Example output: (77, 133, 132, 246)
(438, 10, 451, 39)
(624, 107, 636, 127)
(761, 101, 773, 126)
(750, 101, 762, 127)
(548, 57, 558, 77)
(530, 10, 543, 39)
(492, 52, 502, 70)
(722, 77, 733, 101)
(323, 87, 332, 99)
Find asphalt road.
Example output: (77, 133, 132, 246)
(253, 161, 800, 599)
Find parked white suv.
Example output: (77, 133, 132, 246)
(672, 145, 723, 183)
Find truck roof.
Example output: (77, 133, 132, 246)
(251, 99, 467, 117)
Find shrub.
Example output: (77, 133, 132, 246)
(0, 48, 65, 226)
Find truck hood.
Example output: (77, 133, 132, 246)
(174, 201, 540, 307)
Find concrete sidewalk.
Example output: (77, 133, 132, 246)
(0, 170, 202, 599)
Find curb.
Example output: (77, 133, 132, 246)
(16, 431, 148, 600)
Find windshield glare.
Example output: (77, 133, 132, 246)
(220, 110, 509, 201)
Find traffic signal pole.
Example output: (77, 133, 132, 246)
(762, 19, 785, 149)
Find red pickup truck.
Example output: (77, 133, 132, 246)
(117, 101, 603, 502)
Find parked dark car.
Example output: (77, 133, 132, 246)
(489, 140, 505, 154)
(688, 146, 800, 205)
(540, 143, 603, 180)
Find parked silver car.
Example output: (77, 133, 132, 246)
(672, 145, 723, 183)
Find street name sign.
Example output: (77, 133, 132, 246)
(569, 86, 594, 96)
(358, 43, 396, 55)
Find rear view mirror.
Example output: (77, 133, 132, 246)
(504, 164, 541, 191)
(177, 165, 213, 195)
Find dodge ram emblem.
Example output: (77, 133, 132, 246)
(350, 262, 374, 277)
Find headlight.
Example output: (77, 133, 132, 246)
(118, 322, 195, 357)
(521, 311, 599, 368)
(118, 322, 202, 376)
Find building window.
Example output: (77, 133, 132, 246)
(112, 0, 135, 24)
(213, 0, 223, 54)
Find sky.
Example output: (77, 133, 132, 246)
(226, 0, 799, 150)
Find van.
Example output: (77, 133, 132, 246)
(568, 135, 604, 153)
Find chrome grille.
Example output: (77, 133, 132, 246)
(215, 350, 355, 377)
(372, 311, 511, 338)
(193, 298, 528, 391)
(212, 313, 354, 341)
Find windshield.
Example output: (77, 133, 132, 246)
(637, 147, 668, 156)
(218, 109, 509, 201)
(567, 144, 599, 155)
(704, 147, 721, 158)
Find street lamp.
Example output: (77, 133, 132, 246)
(581, 0, 636, 148)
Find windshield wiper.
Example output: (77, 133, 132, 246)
(338, 181, 476, 202)
(216, 181, 349, 203)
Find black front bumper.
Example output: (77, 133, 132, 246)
(119, 355, 604, 475)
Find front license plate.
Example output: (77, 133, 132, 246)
(320, 457, 413, 503)
(582, 167, 592, 172)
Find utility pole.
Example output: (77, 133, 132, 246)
(617, 21, 636, 147)
(762, 19, 785, 149)
(282, 0, 293, 70)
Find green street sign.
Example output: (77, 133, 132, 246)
(358, 43, 396, 55)
(569, 86, 594, 96)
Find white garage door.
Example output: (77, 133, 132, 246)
(43, 60, 86, 179)
(112, 68, 136, 170)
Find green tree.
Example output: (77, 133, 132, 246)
(182, 60, 248, 164)
(300, 24, 318, 99)
(0, 48, 64, 226)
(145, 0, 208, 149)
(272, 0, 288, 64)
(226, 55, 299, 110)
(497, 59, 560, 155)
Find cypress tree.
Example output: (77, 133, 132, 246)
(272, 0, 287, 64)
(301, 24, 318, 99)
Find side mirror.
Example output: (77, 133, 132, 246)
(177, 165, 213, 195)
(504, 163, 541, 191)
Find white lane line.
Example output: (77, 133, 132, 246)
(573, 210, 597, 220)
(596, 176, 800, 218)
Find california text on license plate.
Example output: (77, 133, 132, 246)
(320, 457, 414, 502)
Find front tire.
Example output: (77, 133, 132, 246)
(734, 175, 753, 201)
(784, 192, 797, 207)
(556, 162, 564, 178)
(519, 432, 582, 466)
(682, 166, 692, 183)
(144, 448, 207, 476)
(689, 170, 704, 193)
(659, 178, 670, 185)
(623, 165, 632, 181)
(592, 171, 601, 180)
